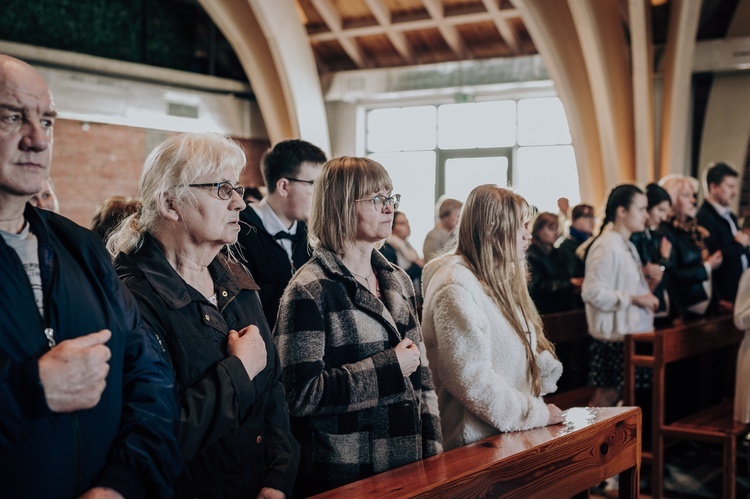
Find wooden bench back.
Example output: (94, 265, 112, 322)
(311, 407, 641, 498)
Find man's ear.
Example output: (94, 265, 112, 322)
(276, 178, 290, 198)
(159, 193, 180, 221)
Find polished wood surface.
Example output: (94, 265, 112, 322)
(312, 407, 641, 498)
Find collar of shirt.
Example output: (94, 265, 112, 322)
(251, 197, 298, 239)
(708, 199, 732, 219)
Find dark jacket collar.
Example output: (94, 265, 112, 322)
(118, 233, 258, 309)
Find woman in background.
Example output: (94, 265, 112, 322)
(274, 156, 442, 496)
(382, 211, 424, 294)
(421, 185, 563, 451)
(630, 183, 673, 326)
(582, 184, 659, 407)
(659, 175, 722, 318)
(527, 212, 583, 314)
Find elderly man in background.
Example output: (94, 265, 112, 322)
(0, 54, 180, 498)
(423, 197, 462, 263)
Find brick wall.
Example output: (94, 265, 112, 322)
(50, 119, 269, 227)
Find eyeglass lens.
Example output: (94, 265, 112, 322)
(218, 182, 244, 200)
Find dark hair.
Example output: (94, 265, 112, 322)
(645, 182, 671, 210)
(91, 196, 141, 242)
(602, 184, 643, 227)
(261, 139, 327, 193)
(531, 212, 558, 242)
(705, 161, 738, 189)
(243, 186, 263, 203)
(570, 204, 593, 221)
(584, 184, 643, 262)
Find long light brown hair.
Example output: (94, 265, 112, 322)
(456, 185, 556, 396)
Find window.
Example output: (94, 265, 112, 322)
(365, 96, 580, 253)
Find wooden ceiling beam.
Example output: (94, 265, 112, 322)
(363, 0, 417, 64)
(308, 8, 521, 42)
(479, 0, 521, 54)
(420, 0, 469, 58)
(311, 0, 370, 68)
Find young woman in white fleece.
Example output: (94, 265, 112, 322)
(421, 184, 564, 450)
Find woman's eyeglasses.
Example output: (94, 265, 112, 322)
(188, 182, 245, 200)
(355, 194, 401, 211)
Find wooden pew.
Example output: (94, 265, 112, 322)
(624, 315, 749, 498)
(542, 309, 594, 410)
(312, 407, 641, 498)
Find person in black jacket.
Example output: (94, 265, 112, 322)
(660, 175, 723, 318)
(108, 133, 298, 499)
(630, 183, 673, 325)
(0, 54, 181, 499)
(527, 212, 582, 314)
(555, 203, 594, 278)
(236, 139, 327, 329)
(696, 161, 750, 310)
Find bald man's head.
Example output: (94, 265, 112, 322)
(0, 55, 57, 202)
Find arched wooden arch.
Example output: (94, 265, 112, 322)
(198, 0, 331, 154)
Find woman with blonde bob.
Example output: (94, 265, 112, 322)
(274, 156, 442, 496)
(658, 174, 722, 317)
(108, 133, 298, 499)
(421, 185, 564, 451)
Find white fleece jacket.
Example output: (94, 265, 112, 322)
(421, 255, 562, 450)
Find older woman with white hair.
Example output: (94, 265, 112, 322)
(659, 175, 723, 317)
(108, 133, 297, 499)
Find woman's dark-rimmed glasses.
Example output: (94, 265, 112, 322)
(188, 181, 245, 200)
(355, 194, 401, 211)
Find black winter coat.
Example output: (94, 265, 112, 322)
(115, 234, 299, 499)
(0, 205, 181, 499)
(659, 220, 710, 314)
(630, 228, 671, 316)
(236, 205, 311, 329)
(526, 243, 582, 314)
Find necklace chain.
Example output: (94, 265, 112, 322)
(350, 266, 373, 281)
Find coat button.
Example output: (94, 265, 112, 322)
(221, 290, 228, 297)
(256, 435, 262, 444)
(204, 314, 210, 321)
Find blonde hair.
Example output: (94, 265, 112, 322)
(659, 174, 698, 217)
(106, 133, 246, 256)
(456, 184, 555, 396)
(308, 156, 393, 255)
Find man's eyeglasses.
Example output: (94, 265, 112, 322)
(355, 194, 401, 212)
(188, 182, 244, 200)
(286, 177, 315, 185)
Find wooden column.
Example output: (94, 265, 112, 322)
(629, 0, 656, 185)
(569, 0, 635, 186)
(658, 0, 702, 178)
(198, 0, 331, 153)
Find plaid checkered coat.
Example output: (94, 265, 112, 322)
(274, 247, 442, 496)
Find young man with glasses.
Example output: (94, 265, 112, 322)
(237, 139, 327, 328)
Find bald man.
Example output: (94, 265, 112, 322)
(0, 55, 180, 498)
